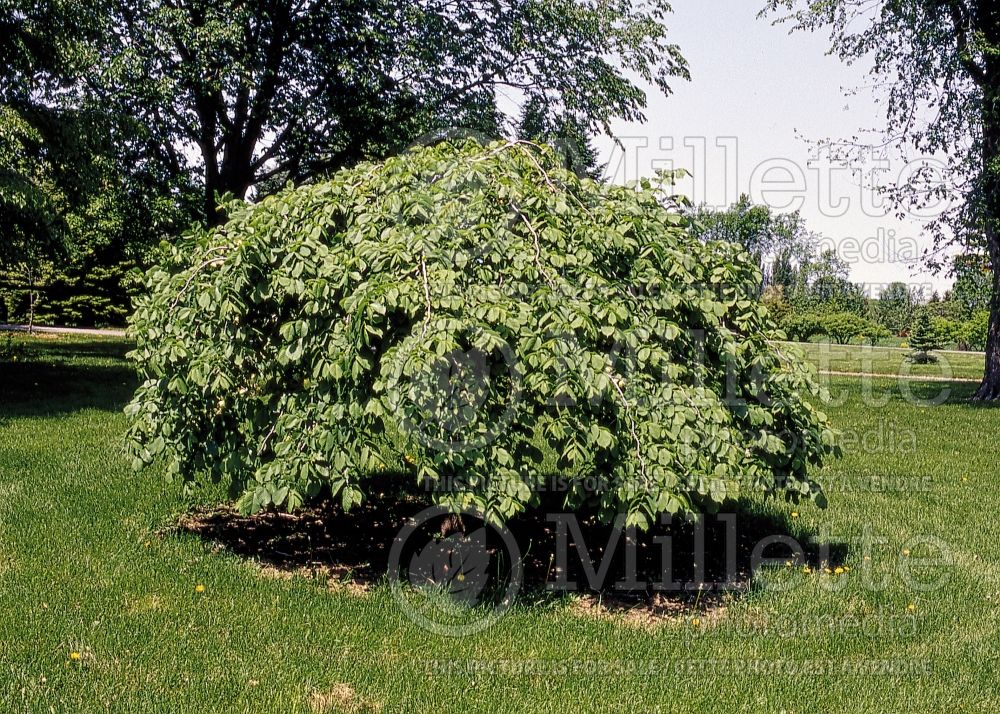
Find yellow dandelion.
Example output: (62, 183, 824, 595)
(823, 567, 832, 574)
(906, 603, 916, 613)
(961, 476, 968, 483)
(802, 566, 811, 574)
(790, 511, 799, 519)
(195, 584, 206, 593)
(834, 567, 845, 575)
(456, 573, 465, 582)
(69, 651, 81, 661)
(784, 560, 792, 567)
(902, 549, 911, 557)
(691, 617, 701, 626)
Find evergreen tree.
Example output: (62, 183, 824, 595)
(516, 97, 603, 179)
(770, 248, 799, 291)
(909, 311, 943, 364)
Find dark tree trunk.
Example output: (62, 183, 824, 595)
(203, 140, 221, 227)
(26, 262, 35, 336)
(974, 239, 1000, 399)
(205, 148, 254, 228)
(204, 181, 219, 227)
(978, 236, 1000, 399)
(974, 32, 1000, 400)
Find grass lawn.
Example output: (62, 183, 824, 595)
(786, 340, 987, 380)
(1, 335, 998, 712)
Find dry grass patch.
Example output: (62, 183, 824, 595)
(308, 683, 382, 713)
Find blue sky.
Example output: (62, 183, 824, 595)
(592, 0, 952, 295)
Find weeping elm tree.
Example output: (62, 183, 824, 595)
(764, 1, 1000, 400)
(125, 141, 837, 527)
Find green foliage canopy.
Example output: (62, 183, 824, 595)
(125, 141, 837, 527)
(93, 0, 689, 223)
(963, 311, 991, 351)
(1, 0, 196, 324)
(875, 282, 917, 336)
(780, 311, 887, 345)
(819, 312, 888, 345)
(948, 254, 992, 318)
(690, 195, 814, 283)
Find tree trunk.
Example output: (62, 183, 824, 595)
(974, 240, 1000, 399)
(205, 153, 253, 228)
(204, 181, 219, 227)
(974, 44, 1000, 400)
(200, 101, 223, 227)
(27, 262, 35, 336)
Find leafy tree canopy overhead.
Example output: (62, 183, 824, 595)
(0, 0, 103, 102)
(85, 0, 689, 222)
(125, 140, 838, 527)
(763, 0, 993, 262)
(948, 253, 992, 317)
(1, 0, 200, 321)
(1, 0, 103, 264)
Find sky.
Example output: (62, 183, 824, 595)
(592, 0, 953, 296)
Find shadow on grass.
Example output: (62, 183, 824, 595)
(906, 380, 976, 402)
(174, 489, 846, 618)
(852, 378, 1000, 407)
(0, 338, 136, 417)
(908, 380, 1000, 407)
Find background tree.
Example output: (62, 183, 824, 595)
(909, 311, 943, 364)
(0, 0, 97, 268)
(818, 312, 887, 345)
(761, 284, 792, 324)
(1, 1, 118, 324)
(1, 1, 212, 325)
(959, 311, 991, 351)
(0, 105, 69, 289)
(90, 0, 689, 224)
(690, 195, 816, 295)
(875, 281, 918, 336)
(517, 97, 602, 179)
(779, 311, 886, 345)
(948, 253, 992, 318)
(794, 249, 869, 316)
(770, 248, 800, 293)
(764, 0, 1000, 399)
(780, 312, 826, 343)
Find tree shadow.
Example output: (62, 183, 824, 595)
(946, 381, 1000, 408)
(863, 379, 1000, 408)
(173, 489, 847, 618)
(0, 338, 136, 418)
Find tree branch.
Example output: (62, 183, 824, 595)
(941, 0, 988, 86)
